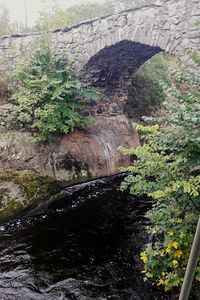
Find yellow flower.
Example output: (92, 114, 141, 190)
(166, 241, 179, 254)
(167, 231, 174, 237)
(140, 251, 148, 263)
(174, 250, 183, 258)
(172, 260, 179, 268)
(146, 272, 153, 278)
(171, 241, 179, 249)
(160, 250, 165, 257)
(195, 276, 200, 282)
(175, 218, 183, 224)
(164, 279, 169, 285)
(164, 279, 173, 291)
(157, 279, 165, 286)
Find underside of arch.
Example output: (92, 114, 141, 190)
(79, 40, 162, 96)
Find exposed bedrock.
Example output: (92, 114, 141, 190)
(0, 115, 139, 182)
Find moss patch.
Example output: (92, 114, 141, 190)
(0, 169, 64, 222)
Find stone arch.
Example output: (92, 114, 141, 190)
(54, 0, 199, 76)
(0, 0, 199, 77)
(78, 40, 162, 90)
(76, 39, 163, 117)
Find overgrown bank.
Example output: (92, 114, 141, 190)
(120, 53, 200, 296)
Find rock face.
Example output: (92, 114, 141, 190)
(0, 115, 139, 222)
(0, 0, 199, 77)
(0, 115, 139, 181)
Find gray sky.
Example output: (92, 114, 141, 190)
(1, 0, 105, 27)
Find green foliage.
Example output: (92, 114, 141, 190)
(34, 1, 113, 31)
(35, 4, 70, 31)
(120, 56, 200, 292)
(9, 40, 102, 142)
(66, 2, 114, 25)
(125, 53, 182, 119)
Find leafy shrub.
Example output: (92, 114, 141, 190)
(9, 41, 102, 141)
(119, 56, 200, 293)
(125, 74, 164, 119)
(125, 53, 183, 120)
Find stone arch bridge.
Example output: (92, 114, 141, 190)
(0, 0, 199, 181)
(0, 0, 199, 73)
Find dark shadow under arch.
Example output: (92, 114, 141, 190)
(79, 40, 162, 96)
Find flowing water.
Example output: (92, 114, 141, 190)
(0, 175, 168, 300)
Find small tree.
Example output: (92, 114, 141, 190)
(35, 6, 70, 31)
(9, 40, 102, 141)
(119, 56, 200, 292)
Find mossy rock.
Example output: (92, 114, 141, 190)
(0, 169, 64, 222)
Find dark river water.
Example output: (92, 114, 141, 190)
(0, 175, 169, 300)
